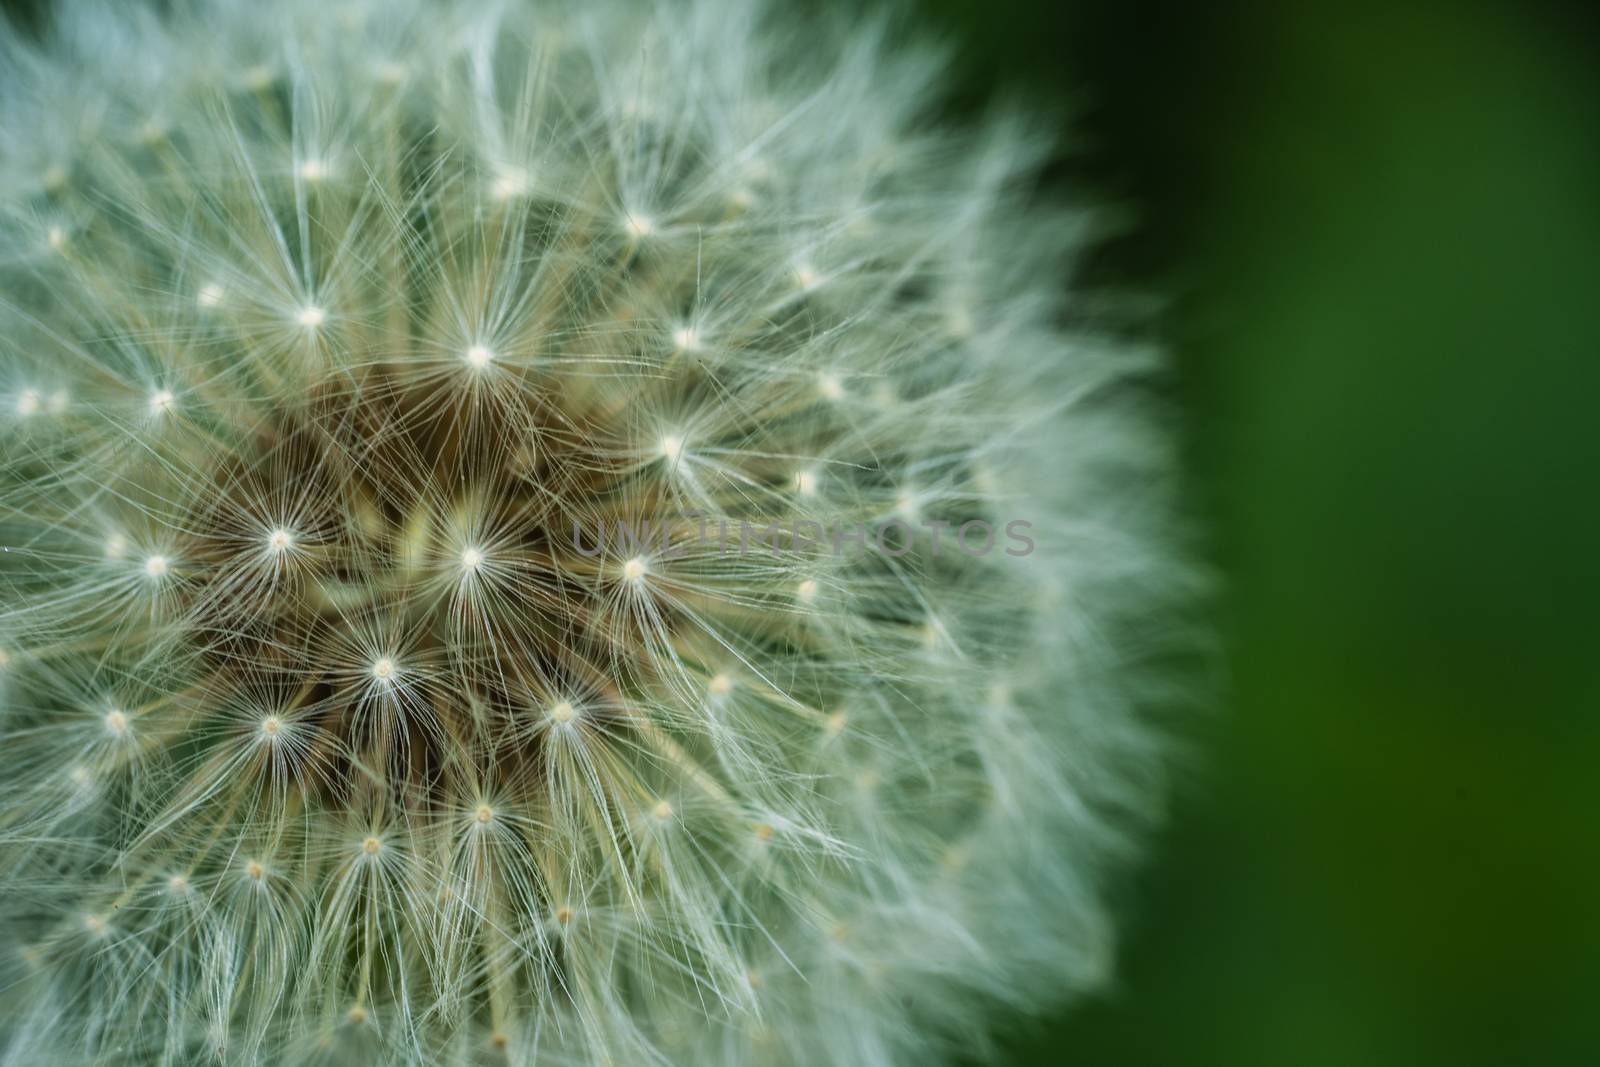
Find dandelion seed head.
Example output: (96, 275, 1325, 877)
(0, 2, 1192, 1063)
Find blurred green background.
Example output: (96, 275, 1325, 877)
(912, 0, 1600, 1063)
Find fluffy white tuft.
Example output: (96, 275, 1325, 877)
(0, 1, 1194, 1064)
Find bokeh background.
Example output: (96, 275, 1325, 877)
(910, 0, 1600, 1064)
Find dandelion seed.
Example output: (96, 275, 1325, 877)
(347, 1005, 368, 1025)
(167, 873, 189, 893)
(103, 709, 128, 736)
(548, 700, 575, 725)
(197, 282, 224, 307)
(796, 579, 818, 603)
(297, 157, 329, 182)
(267, 528, 294, 552)
(15, 389, 40, 417)
(143, 554, 169, 578)
(490, 165, 530, 200)
(46, 225, 66, 251)
(474, 804, 494, 824)
(652, 800, 673, 822)
(622, 556, 648, 582)
(658, 434, 684, 462)
(707, 673, 733, 697)
(672, 326, 699, 352)
(461, 546, 484, 570)
(817, 372, 844, 401)
(623, 212, 655, 238)
(464, 344, 493, 369)
(148, 389, 175, 416)
(296, 305, 326, 328)
(795, 469, 818, 495)
(245, 860, 265, 880)
(371, 657, 395, 681)
(794, 263, 820, 291)
(362, 836, 382, 855)
(260, 715, 282, 738)
(105, 535, 127, 560)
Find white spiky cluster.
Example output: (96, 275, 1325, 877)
(0, 1, 1189, 1064)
